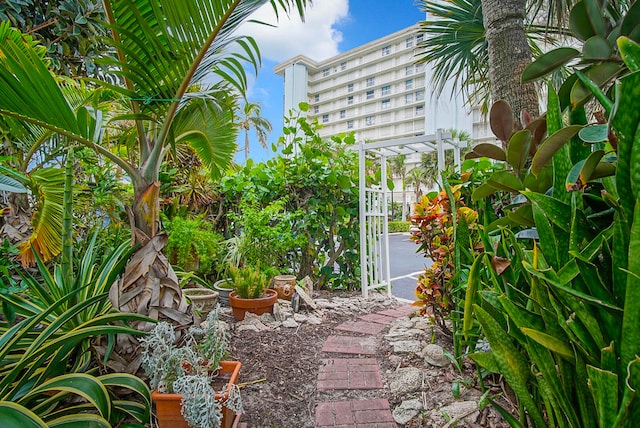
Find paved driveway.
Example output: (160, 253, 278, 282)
(388, 233, 431, 301)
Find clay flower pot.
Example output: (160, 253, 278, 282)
(152, 361, 242, 428)
(272, 275, 296, 300)
(229, 289, 278, 321)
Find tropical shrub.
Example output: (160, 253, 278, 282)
(164, 215, 224, 276)
(411, 182, 481, 360)
(0, 290, 151, 427)
(462, 16, 640, 425)
(387, 221, 410, 233)
(221, 110, 360, 289)
(226, 199, 304, 277)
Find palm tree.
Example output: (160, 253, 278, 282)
(407, 167, 427, 204)
(238, 101, 272, 162)
(481, 0, 539, 123)
(388, 154, 408, 221)
(417, 0, 489, 111)
(0, 1, 308, 330)
(417, 0, 556, 122)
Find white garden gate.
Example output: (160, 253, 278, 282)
(357, 130, 458, 297)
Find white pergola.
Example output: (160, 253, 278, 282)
(356, 129, 461, 297)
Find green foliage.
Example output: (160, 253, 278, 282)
(0, 240, 23, 322)
(0, 0, 110, 78)
(226, 199, 304, 276)
(0, 291, 151, 426)
(522, 0, 640, 110)
(387, 221, 410, 233)
(228, 264, 271, 299)
(164, 215, 224, 276)
(464, 14, 640, 426)
(140, 308, 239, 428)
(221, 112, 360, 290)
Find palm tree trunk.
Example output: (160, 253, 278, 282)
(131, 181, 160, 240)
(244, 130, 250, 163)
(401, 189, 407, 221)
(482, 0, 539, 126)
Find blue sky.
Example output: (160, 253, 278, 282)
(239, 0, 425, 163)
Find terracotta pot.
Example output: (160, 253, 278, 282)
(229, 289, 278, 321)
(153, 360, 242, 428)
(272, 275, 296, 300)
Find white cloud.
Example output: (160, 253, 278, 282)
(241, 0, 349, 63)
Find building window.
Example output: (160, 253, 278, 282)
(415, 62, 425, 73)
(340, 109, 346, 118)
(405, 79, 413, 90)
(322, 68, 330, 77)
(366, 90, 374, 100)
(313, 106, 319, 114)
(406, 37, 413, 48)
(381, 99, 391, 109)
(381, 45, 390, 56)
(365, 115, 375, 126)
(340, 61, 347, 70)
(347, 95, 354, 105)
(347, 83, 354, 92)
(416, 90, 424, 101)
(405, 66, 413, 76)
(322, 114, 329, 123)
(415, 105, 424, 115)
(347, 120, 354, 129)
(366, 77, 375, 87)
(405, 93, 413, 104)
(314, 94, 320, 102)
(416, 33, 424, 43)
(381, 85, 391, 96)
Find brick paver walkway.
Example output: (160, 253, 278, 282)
(317, 358, 383, 390)
(315, 399, 396, 428)
(377, 305, 417, 318)
(321, 335, 378, 355)
(335, 320, 387, 335)
(313, 305, 416, 427)
(357, 313, 397, 325)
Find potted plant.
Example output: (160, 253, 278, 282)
(177, 271, 220, 323)
(164, 215, 224, 275)
(140, 307, 242, 428)
(228, 264, 277, 321)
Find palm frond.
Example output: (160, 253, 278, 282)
(417, 0, 489, 108)
(17, 168, 64, 267)
(172, 93, 238, 180)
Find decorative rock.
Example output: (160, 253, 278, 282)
(413, 318, 432, 331)
(392, 340, 423, 354)
(237, 324, 260, 333)
(423, 344, 449, 367)
(389, 355, 403, 367)
(385, 328, 425, 342)
(436, 401, 478, 424)
(392, 319, 415, 329)
(294, 285, 317, 310)
(293, 313, 307, 323)
(302, 276, 314, 295)
(393, 399, 424, 425)
(272, 303, 283, 322)
(282, 318, 299, 328)
(389, 367, 423, 394)
(306, 315, 323, 325)
(315, 299, 338, 309)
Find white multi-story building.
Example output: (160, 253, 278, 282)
(274, 24, 491, 217)
(274, 23, 482, 145)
